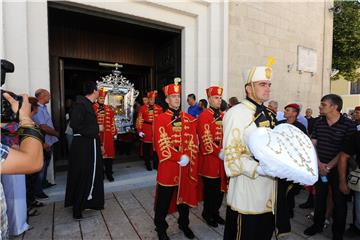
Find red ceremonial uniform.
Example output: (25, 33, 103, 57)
(154, 109, 199, 207)
(93, 103, 117, 158)
(197, 108, 227, 192)
(135, 104, 163, 143)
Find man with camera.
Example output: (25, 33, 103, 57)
(1, 59, 44, 238)
(1, 93, 44, 173)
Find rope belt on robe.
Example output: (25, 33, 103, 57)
(73, 134, 97, 200)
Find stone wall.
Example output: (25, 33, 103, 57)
(228, 1, 334, 115)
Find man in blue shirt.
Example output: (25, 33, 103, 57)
(187, 93, 202, 117)
(32, 89, 59, 199)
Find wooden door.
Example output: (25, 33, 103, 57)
(49, 57, 67, 165)
(155, 35, 181, 108)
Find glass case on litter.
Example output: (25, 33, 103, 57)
(97, 67, 139, 134)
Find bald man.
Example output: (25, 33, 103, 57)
(32, 89, 59, 199)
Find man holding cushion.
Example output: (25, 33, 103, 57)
(153, 78, 199, 240)
(223, 57, 278, 239)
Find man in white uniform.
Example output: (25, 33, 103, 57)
(223, 58, 278, 240)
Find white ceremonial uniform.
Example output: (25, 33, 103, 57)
(223, 98, 276, 214)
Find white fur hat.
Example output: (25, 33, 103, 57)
(243, 57, 276, 84)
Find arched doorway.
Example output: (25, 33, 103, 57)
(48, 4, 181, 170)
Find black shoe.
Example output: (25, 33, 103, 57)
(345, 224, 360, 237)
(43, 182, 56, 189)
(146, 166, 152, 171)
(304, 225, 322, 236)
(214, 215, 225, 225)
(107, 175, 114, 182)
(73, 212, 83, 220)
(205, 218, 218, 227)
(30, 200, 45, 208)
(179, 225, 195, 239)
(202, 214, 218, 227)
(157, 231, 170, 240)
(35, 192, 49, 199)
(202, 212, 219, 227)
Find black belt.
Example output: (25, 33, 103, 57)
(143, 121, 153, 125)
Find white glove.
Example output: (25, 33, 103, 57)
(138, 132, 145, 138)
(178, 154, 190, 166)
(218, 149, 224, 161)
(256, 165, 266, 176)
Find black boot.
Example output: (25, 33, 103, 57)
(73, 207, 83, 220)
(157, 231, 170, 240)
(202, 213, 218, 227)
(145, 159, 152, 171)
(179, 225, 195, 239)
(153, 152, 159, 170)
(214, 215, 225, 225)
(104, 159, 114, 182)
(107, 174, 114, 182)
(304, 224, 322, 236)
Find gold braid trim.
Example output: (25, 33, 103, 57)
(184, 133, 198, 162)
(201, 124, 214, 154)
(224, 128, 249, 175)
(136, 113, 144, 130)
(158, 127, 176, 162)
(184, 132, 198, 182)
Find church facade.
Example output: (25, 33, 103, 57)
(1, 0, 333, 114)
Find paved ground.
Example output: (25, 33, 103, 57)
(11, 161, 358, 240)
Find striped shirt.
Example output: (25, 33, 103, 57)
(312, 115, 357, 163)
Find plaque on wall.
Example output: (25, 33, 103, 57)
(297, 46, 317, 73)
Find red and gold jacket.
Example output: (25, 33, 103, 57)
(197, 107, 227, 192)
(93, 103, 117, 158)
(136, 104, 163, 143)
(154, 109, 199, 208)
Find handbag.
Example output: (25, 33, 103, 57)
(348, 168, 360, 192)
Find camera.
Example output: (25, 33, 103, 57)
(1, 59, 23, 123)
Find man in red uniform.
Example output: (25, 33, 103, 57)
(153, 79, 199, 240)
(197, 86, 227, 228)
(136, 90, 163, 170)
(93, 89, 117, 182)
